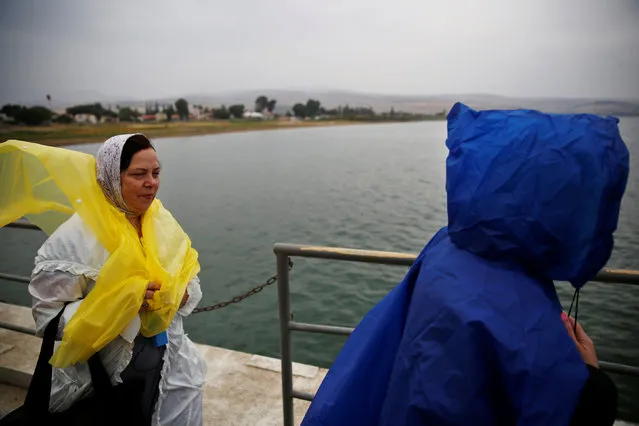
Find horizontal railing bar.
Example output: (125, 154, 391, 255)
(4, 220, 40, 230)
(0, 273, 30, 283)
(290, 321, 639, 377)
(273, 243, 639, 285)
(593, 269, 639, 285)
(600, 361, 639, 376)
(290, 321, 354, 336)
(274, 243, 415, 266)
(0, 321, 36, 336)
(3, 321, 633, 378)
(289, 362, 639, 405)
(292, 389, 315, 402)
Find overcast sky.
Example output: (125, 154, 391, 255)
(0, 0, 638, 104)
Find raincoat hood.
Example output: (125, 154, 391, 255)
(445, 103, 629, 287)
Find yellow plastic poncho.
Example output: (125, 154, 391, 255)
(0, 139, 200, 368)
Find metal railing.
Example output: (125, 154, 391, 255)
(2, 222, 639, 425)
(273, 243, 639, 426)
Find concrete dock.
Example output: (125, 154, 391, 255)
(0, 302, 327, 425)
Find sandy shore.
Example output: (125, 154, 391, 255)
(0, 119, 398, 147)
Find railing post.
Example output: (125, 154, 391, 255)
(276, 252, 294, 426)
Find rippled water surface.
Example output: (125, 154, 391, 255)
(1, 119, 638, 420)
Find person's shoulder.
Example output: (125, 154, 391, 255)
(34, 213, 106, 272)
(413, 234, 559, 328)
(46, 213, 94, 245)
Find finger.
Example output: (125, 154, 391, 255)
(561, 312, 577, 341)
(572, 319, 592, 343)
(145, 290, 155, 300)
(147, 282, 161, 291)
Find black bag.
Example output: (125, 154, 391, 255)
(0, 308, 146, 426)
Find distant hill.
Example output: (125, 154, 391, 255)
(19, 89, 639, 116)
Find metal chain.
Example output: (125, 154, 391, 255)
(192, 258, 293, 314)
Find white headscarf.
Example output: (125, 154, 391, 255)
(96, 133, 144, 216)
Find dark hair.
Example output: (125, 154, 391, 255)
(120, 134, 154, 171)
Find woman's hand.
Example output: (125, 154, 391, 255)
(561, 312, 599, 368)
(140, 282, 161, 312)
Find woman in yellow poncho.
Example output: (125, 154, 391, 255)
(13, 134, 206, 425)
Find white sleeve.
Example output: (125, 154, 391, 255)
(177, 275, 202, 317)
(28, 270, 88, 337)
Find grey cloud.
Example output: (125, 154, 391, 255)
(0, 0, 637, 104)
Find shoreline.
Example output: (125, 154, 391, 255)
(0, 118, 442, 147)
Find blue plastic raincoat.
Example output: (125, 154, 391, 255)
(301, 103, 629, 426)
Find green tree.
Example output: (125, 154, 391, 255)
(266, 99, 277, 113)
(285, 110, 292, 118)
(292, 103, 307, 118)
(118, 107, 141, 122)
(1, 104, 25, 119)
(175, 98, 189, 120)
(305, 99, 321, 117)
(18, 106, 52, 125)
(213, 105, 231, 120)
(229, 104, 245, 119)
(255, 95, 268, 112)
(164, 105, 176, 121)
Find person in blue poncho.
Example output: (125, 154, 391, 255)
(301, 103, 629, 426)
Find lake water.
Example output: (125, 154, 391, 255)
(1, 119, 638, 420)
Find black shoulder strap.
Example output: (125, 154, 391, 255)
(23, 306, 114, 413)
(23, 307, 64, 412)
(87, 351, 113, 397)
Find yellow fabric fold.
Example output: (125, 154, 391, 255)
(0, 140, 200, 368)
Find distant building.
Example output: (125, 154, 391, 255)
(243, 111, 264, 119)
(189, 108, 202, 120)
(74, 114, 97, 124)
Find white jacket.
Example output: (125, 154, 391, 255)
(28, 214, 207, 425)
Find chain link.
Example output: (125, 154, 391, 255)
(192, 258, 293, 314)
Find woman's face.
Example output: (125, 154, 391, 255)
(121, 148, 160, 215)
